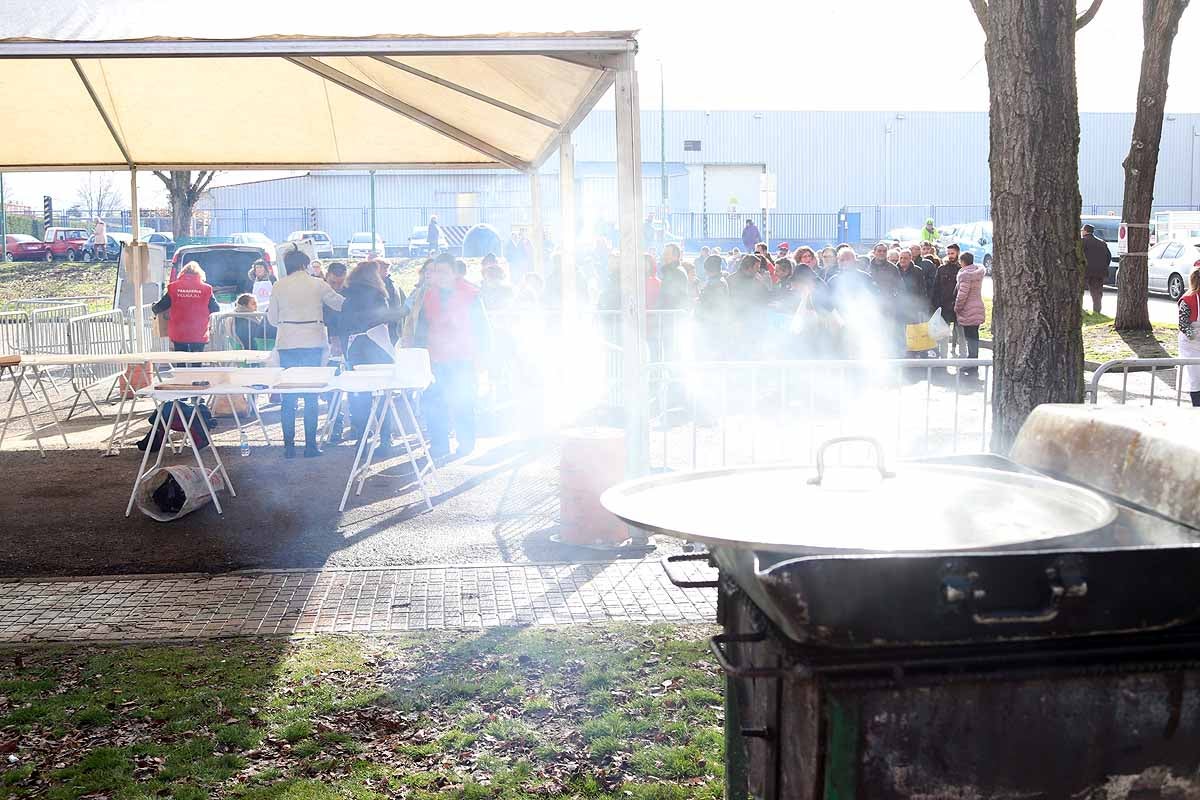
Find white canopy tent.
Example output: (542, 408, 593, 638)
(0, 6, 650, 472)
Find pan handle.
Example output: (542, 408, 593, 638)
(945, 565, 1088, 626)
(807, 436, 895, 486)
(661, 553, 720, 589)
(709, 631, 795, 679)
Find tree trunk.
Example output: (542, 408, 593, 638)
(154, 170, 217, 240)
(1115, 0, 1190, 331)
(975, 0, 1088, 451)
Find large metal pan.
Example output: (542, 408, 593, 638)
(601, 437, 1119, 556)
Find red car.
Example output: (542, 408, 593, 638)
(4, 233, 52, 262)
(42, 227, 90, 262)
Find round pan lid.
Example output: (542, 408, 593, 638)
(601, 459, 1118, 555)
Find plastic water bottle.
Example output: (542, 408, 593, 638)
(240, 436, 250, 458)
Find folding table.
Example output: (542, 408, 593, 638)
(123, 366, 336, 517)
(1, 350, 272, 457)
(333, 351, 438, 512)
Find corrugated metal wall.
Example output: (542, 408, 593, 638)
(199, 110, 1200, 246)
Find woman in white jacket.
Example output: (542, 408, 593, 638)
(267, 247, 345, 458)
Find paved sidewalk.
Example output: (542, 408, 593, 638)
(0, 559, 718, 644)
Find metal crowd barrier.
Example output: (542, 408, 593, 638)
(0, 310, 29, 357)
(207, 311, 275, 352)
(646, 357, 994, 471)
(1087, 357, 1200, 405)
(125, 304, 169, 352)
(65, 310, 131, 418)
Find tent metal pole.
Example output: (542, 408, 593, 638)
(369, 170, 377, 257)
(559, 132, 576, 320)
(1, 173, 6, 262)
(529, 172, 544, 276)
(130, 167, 145, 350)
(615, 56, 647, 479)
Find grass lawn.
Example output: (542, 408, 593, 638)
(980, 298, 1177, 364)
(0, 260, 117, 312)
(0, 625, 724, 800)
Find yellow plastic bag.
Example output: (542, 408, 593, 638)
(905, 322, 937, 352)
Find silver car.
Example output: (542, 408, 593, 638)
(1147, 238, 1200, 301)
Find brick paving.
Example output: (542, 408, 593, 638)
(0, 559, 718, 644)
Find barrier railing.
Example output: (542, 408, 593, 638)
(0, 310, 29, 357)
(646, 357, 994, 471)
(65, 310, 130, 418)
(208, 311, 276, 352)
(125, 304, 169, 352)
(1087, 357, 1200, 405)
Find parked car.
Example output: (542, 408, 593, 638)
(42, 227, 90, 262)
(138, 231, 177, 259)
(407, 224, 430, 256)
(1146, 238, 1200, 301)
(4, 233, 52, 262)
(347, 231, 386, 261)
(83, 233, 124, 262)
(286, 230, 334, 259)
(945, 221, 993, 274)
(169, 243, 275, 300)
(228, 233, 276, 271)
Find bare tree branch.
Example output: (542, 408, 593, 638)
(152, 170, 171, 187)
(1076, 0, 1105, 29)
(190, 170, 218, 197)
(969, 0, 989, 27)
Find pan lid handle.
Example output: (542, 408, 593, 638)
(807, 436, 895, 487)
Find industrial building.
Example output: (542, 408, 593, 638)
(198, 109, 1200, 250)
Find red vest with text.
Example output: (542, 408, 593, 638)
(166, 273, 214, 343)
(422, 281, 478, 363)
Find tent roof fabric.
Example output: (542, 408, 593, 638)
(0, 23, 634, 173)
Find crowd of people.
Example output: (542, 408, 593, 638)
(153, 248, 488, 461)
(588, 228, 987, 373)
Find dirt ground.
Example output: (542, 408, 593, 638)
(0, 399, 674, 578)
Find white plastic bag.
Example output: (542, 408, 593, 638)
(135, 465, 225, 522)
(928, 309, 952, 341)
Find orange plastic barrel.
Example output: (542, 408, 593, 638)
(559, 429, 628, 546)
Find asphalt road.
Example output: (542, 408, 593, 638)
(981, 277, 1179, 324)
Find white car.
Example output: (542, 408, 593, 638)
(1147, 238, 1200, 301)
(347, 232, 386, 261)
(287, 230, 334, 259)
(230, 232, 276, 252)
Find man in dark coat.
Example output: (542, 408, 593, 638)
(932, 244, 963, 358)
(1081, 224, 1111, 315)
(897, 249, 930, 359)
(741, 219, 762, 252)
(427, 215, 441, 253)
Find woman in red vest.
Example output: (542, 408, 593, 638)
(413, 253, 490, 460)
(152, 261, 218, 363)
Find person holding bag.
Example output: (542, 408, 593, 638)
(953, 252, 987, 379)
(1177, 268, 1200, 406)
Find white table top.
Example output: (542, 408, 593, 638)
(17, 350, 272, 368)
(141, 365, 430, 401)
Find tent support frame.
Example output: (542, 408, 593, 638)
(559, 131, 576, 319)
(372, 56, 559, 129)
(614, 54, 647, 479)
(71, 59, 133, 166)
(286, 56, 531, 172)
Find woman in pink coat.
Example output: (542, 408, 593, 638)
(953, 251, 987, 377)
